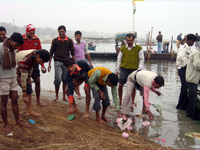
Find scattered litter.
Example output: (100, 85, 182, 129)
(117, 118, 132, 130)
(162, 139, 166, 142)
(157, 138, 161, 140)
(190, 145, 200, 149)
(126, 126, 132, 131)
(184, 132, 200, 140)
(152, 95, 163, 115)
(28, 119, 36, 124)
(142, 121, 150, 126)
(122, 132, 129, 138)
(6, 132, 13, 136)
(68, 115, 75, 121)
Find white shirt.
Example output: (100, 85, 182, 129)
(176, 43, 191, 68)
(115, 43, 144, 72)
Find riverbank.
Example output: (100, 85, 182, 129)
(0, 90, 172, 150)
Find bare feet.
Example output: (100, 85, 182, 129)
(27, 111, 41, 117)
(22, 104, 27, 110)
(16, 121, 31, 128)
(63, 97, 69, 102)
(77, 95, 82, 99)
(142, 109, 148, 114)
(53, 97, 58, 101)
(71, 107, 79, 113)
(37, 102, 45, 107)
(82, 111, 89, 118)
(5, 125, 13, 136)
(96, 118, 106, 124)
(101, 116, 111, 123)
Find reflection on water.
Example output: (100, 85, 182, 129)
(40, 43, 200, 149)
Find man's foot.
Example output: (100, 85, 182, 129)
(37, 102, 45, 107)
(82, 111, 89, 118)
(27, 111, 41, 117)
(142, 109, 148, 114)
(16, 121, 31, 128)
(71, 107, 79, 113)
(5, 125, 13, 136)
(96, 118, 106, 124)
(63, 97, 69, 102)
(22, 104, 27, 110)
(53, 97, 58, 101)
(101, 116, 111, 123)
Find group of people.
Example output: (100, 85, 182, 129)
(176, 33, 200, 121)
(2, 23, 198, 137)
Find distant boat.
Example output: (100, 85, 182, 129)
(88, 42, 97, 51)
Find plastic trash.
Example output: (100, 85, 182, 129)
(28, 119, 36, 124)
(117, 118, 132, 130)
(68, 115, 75, 121)
(142, 121, 150, 126)
(152, 95, 163, 115)
(122, 132, 129, 138)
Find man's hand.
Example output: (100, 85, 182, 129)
(147, 111, 154, 120)
(90, 64, 93, 68)
(155, 91, 161, 96)
(116, 72, 119, 76)
(48, 64, 51, 72)
(27, 77, 32, 85)
(41, 66, 47, 73)
(98, 89, 105, 100)
(68, 105, 73, 115)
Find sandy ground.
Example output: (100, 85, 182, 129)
(0, 90, 174, 150)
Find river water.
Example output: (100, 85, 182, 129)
(38, 43, 200, 149)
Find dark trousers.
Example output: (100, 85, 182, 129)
(91, 84, 110, 111)
(176, 66, 188, 110)
(186, 82, 200, 120)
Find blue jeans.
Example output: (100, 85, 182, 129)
(54, 61, 67, 86)
(157, 42, 162, 53)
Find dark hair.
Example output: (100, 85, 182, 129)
(63, 58, 75, 67)
(126, 33, 135, 40)
(107, 73, 118, 86)
(154, 75, 164, 86)
(10, 32, 24, 45)
(75, 30, 82, 36)
(58, 25, 66, 31)
(36, 49, 50, 62)
(187, 34, 197, 41)
(0, 26, 6, 32)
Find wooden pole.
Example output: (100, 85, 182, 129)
(170, 36, 174, 60)
(150, 27, 153, 50)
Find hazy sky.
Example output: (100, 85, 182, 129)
(1, 0, 200, 40)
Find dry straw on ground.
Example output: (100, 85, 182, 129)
(0, 94, 172, 150)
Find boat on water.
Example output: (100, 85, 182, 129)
(88, 42, 96, 51)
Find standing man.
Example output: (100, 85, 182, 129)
(0, 26, 7, 42)
(116, 33, 144, 109)
(156, 31, 163, 53)
(16, 49, 50, 116)
(17, 24, 46, 107)
(186, 45, 200, 120)
(176, 34, 197, 110)
(121, 70, 164, 120)
(63, 58, 92, 118)
(73, 30, 93, 99)
(195, 33, 200, 48)
(88, 67, 120, 124)
(176, 33, 182, 49)
(0, 32, 30, 136)
(48, 25, 75, 102)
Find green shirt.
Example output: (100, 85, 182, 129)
(89, 69, 119, 110)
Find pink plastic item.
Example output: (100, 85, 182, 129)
(126, 126, 132, 131)
(162, 139, 166, 142)
(116, 118, 121, 124)
(142, 121, 150, 126)
(127, 118, 132, 124)
(157, 138, 161, 140)
(122, 132, 129, 138)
